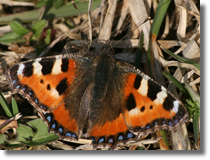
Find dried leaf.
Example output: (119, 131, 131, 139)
(22, 32, 33, 45)
(8, 44, 35, 54)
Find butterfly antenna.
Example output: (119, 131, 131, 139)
(110, 17, 151, 49)
(70, 0, 98, 41)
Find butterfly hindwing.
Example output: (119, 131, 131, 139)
(120, 63, 188, 135)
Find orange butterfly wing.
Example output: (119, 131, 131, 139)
(87, 64, 188, 148)
(6, 53, 95, 140)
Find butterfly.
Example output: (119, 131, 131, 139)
(5, 41, 188, 149)
(5, 0, 189, 149)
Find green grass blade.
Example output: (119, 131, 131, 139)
(150, 0, 171, 36)
(162, 71, 189, 96)
(53, 0, 65, 9)
(135, 33, 144, 70)
(0, 92, 13, 118)
(148, 0, 171, 76)
(193, 110, 200, 146)
(12, 98, 19, 116)
(185, 83, 200, 108)
(156, 130, 171, 150)
(0, 6, 46, 25)
(0, 0, 101, 25)
(160, 46, 200, 70)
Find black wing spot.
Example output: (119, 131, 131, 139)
(149, 105, 153, 109)
(23, 62, 33, 77)
(133, 75, 142, 89)
(47, 84, 51, 90)
(40, 79, 44, 83)
(163, 95, 175, 111)
(126, 93, 136, 111)
(39, 58, 55, 75)
(61, 59, 69, 72)
(56, 78, 67, 95)
(140, 106, 145, 112)
(147, 80, 162, 101)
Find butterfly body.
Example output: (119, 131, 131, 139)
(6, 45, 188, 148)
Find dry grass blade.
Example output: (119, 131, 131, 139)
(112, 0, 129, 36)
(87, 0, 93, 50)
(98, 0, 117, 41)
(0, 0, 34, 6)
(171, 123, 191, 150)
(128, 0, 150, 50)
(161, 59, 199, 72)
(175, 5, 187, 41)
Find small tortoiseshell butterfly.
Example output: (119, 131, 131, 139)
(6, 43, 188, 149)
(5, 4, 188, 149)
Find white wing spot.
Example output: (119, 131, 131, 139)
(128, 108, 140, 116)
(138, 78, 148, 96)
(154, 86, 168, 104)
(173, 100, 179, 113)
(50, 88, 59, 98)
(52, 58, 62, 75)
(157, 91, 167, 104)
(33, 59, 42, 76)
(17, 63, 25, 76)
